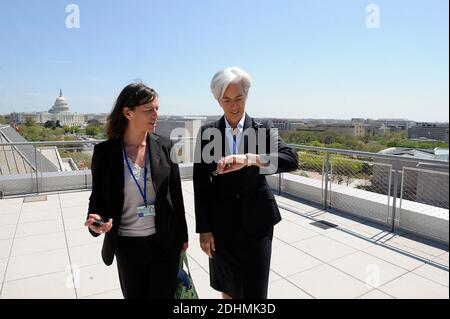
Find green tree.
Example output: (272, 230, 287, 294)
(85, 125, 100, 137)
(25, 126, 40, 141)
(281, 128, 448, 153)
(0, 115, 6, 124)
(39, 128, 50, 141)
(54, 127, 65, 136)
(364, 142, 385, 153)
(343, 139, 363, 150)
(63, 126, 81, 134)
(44, 120, 56, 129)
(362, 133, 371, 144)
(25, 116, 36, 127)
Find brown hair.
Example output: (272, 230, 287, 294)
(105, 83, 158, 139)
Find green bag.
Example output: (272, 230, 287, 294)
(174, 251, 199, 299)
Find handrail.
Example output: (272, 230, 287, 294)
(0, 136, 196, 147)
(0, 140, 447, 166)
(288, 144, 449, 166)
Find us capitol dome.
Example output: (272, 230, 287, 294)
(9, 89, 109, 127)
(48, 89, 70, 114)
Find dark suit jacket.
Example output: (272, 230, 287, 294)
(193, 114, 299, 238)
(87, 133, 188, 266)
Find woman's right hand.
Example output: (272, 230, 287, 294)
(84, 214, 113, 235)
(200, 232, 215, 258)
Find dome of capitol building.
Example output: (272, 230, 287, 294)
(48, 89, 70, 113)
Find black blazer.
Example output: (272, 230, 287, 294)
(88, 133, 188, 266)
(193, 114, 299, 238)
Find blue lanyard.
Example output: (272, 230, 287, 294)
(122, 142, 150, 207)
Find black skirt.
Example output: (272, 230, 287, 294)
(209, 226, 274, 299)
(115, 234, 180, 299)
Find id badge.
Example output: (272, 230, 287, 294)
(136, 205, 156, 218)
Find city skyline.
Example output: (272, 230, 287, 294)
(2, 89, 447, 124)
(2, 88, 449, 124)
(0, 0, 448, 122)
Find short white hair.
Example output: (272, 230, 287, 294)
(210, 67, 252, 100)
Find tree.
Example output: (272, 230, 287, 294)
(85, 125, 100, 137)
(54, 127, 65, 136)
(44, 120, 56, 129)
(324, 135, 334, 147)
(387, 139, 400, 147)
(0, 115, 6, 124)
(362, 133, 371, 144)
(40, 128, 50, 140)
(87, 119, 100, 127)
(281, 128, 448, 153)
(25, 116, 36, 127)
(63, 125, 80, 134)
(25, 126, 40, 141)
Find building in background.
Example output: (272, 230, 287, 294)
(377, 118, 413, 131)
(291, 122, 366, 138)
(408, 122, 449, 142)
(9, 90, 108, 127)
(262, 118, 290, 131)
(84, 113, 108, 125)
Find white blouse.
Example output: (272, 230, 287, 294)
(118, 156, 157, 237)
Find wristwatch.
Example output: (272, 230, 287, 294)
(245, 154, 270, 167)
(245, 153, 257, 166)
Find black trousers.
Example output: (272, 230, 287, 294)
(115, 234, 180, 299)
(210, 226, 274, 299)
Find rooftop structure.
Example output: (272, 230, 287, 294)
(0, 125, 58, 175)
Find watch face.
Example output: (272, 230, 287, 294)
(246, 153, 258, 166)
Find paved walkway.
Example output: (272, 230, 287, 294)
(0, 181, 448, 298)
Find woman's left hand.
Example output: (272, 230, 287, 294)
(182, 241, 189, 251)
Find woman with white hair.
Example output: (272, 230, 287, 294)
(193, 67, 298, 299)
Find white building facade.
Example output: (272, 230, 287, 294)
(10, 90, 107, 126)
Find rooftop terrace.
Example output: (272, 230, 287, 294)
(0, 181, 448, 299)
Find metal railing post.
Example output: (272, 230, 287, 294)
(34, 145, 39, 195)
(323, 152, 330, 210)
(277, 173, 282, 195)
(390, 159, 400, 232)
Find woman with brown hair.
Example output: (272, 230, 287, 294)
(84, 82, 189, 299)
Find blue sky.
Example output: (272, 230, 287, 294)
(0, 0, 448, 121)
